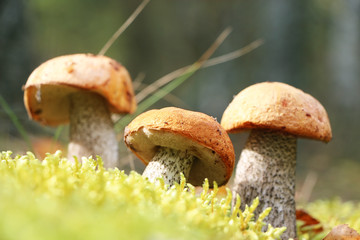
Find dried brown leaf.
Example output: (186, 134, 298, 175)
(296, 209, 324, 234)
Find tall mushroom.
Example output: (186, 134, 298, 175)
(124, 107, 235, 186)
(221, 82, 332, 240)
(24, 53, 136, 168)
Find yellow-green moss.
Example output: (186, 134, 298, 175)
(297, 198, 360, 240)
(0, 151, 285, 240)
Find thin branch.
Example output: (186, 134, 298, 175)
(98, 0, 150, 55)
(203, 39, 264, 68)
(132, 72, 146, 90)
(134, 27, 233, 112)
(114, 27, 234, 131)
(135, 38, 264, 103)
(195, 27, 233, 66)
(136, 82, 189, 107)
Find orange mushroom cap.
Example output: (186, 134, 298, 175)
(24, 53, 136, 126)
(221, 82, 332, 142)
(124, 107, 235, 186)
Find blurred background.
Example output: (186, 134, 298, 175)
(1, 0, 359, 201)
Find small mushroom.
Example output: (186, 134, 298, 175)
(124, 107, 235, 186)
(221, 82, 332, 240)
(23, 53, 136, 168)
(324, 224, 360, 240)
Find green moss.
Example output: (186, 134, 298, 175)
(300, 198, 360, 239)
(0, 151, 285, 240)
(292, 198, 360, 240)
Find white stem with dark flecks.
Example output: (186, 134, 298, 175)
(67, 91, 118, 168)
(143, 147, 195, 185)
(232, 129, 297, 240)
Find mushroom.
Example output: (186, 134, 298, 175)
(220, 82, 332, 240)
(324, 224, 360, 240)
(23, 53, 136, 168)
(124, 107, 235, 186)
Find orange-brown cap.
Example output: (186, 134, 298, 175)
(124, 107, 235, 186)
(221, 82, 332, 142)
(23, 53, 136, 126)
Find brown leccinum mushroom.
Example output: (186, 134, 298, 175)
(221, 82, 332, 240)
(124, 107, 235, 186)
(23, 53, 136, 168)
(323, 224, 360, 240)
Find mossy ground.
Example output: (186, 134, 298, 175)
(0, 151, 284, 240)
(298, 199, 360, 240)
(0, 151, 358, 240)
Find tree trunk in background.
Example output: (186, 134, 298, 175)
(328, 1, 360, 108)
(0, 0, 32, 134)
(327, 1, 360, 160)
(257, 1, 310, 85)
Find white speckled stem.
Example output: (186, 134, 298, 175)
(142, 147, 194, 185)
(232, 129, 297, 240)
(67, 91, 118, 168)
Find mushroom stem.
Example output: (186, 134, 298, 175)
(232, 129, 297, 240)
(142, 147, 195, 185)
(67, 91, 118, 168)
